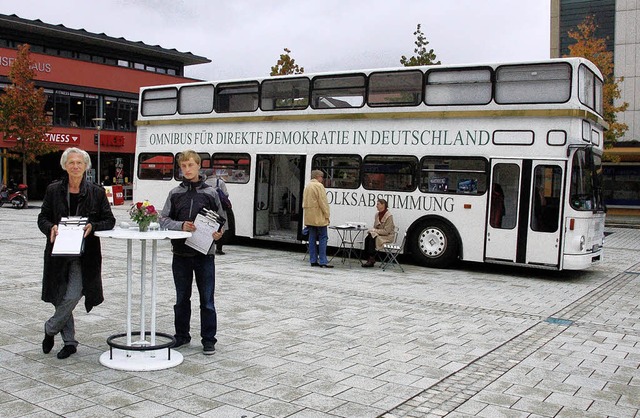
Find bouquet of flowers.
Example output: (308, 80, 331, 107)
(129, 200, 158, 231)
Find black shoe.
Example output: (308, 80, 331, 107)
(57, 345, 76, 359)
(42, 330, 54, 354)
(215, 250, 225, 255)
(319, 264, 334, 268)
(362, 262, 375, 268)
(311, 262, 320, 267)
(173, 337, 191, 348)
(203, 341, 216, 355)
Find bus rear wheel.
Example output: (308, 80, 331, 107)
(410, 220, 459, 268)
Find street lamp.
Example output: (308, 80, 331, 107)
(93, 118, 105, 183)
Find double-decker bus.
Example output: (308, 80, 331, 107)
(134, 57, 606, 270)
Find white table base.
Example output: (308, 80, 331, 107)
(99, 348, 183, 371)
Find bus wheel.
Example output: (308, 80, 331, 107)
(410, 220, 459, 268)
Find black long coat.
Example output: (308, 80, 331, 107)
(37, 177, 116, 312)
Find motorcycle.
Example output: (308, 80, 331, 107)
(0, 183, 28, 209)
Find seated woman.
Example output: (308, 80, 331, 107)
(362, 198, 395, 267)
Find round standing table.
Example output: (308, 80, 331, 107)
(95, 228, 190, 371)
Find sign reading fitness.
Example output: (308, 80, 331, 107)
(148, 128, 491, 147)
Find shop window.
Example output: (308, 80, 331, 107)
(54, 92, 70, 126)
(103, 97, 118, 130)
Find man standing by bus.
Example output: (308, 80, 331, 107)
(159, 150, 225, 354)
(303, 170, 333, 268)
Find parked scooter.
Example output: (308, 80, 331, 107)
(0, 183, 28, 209)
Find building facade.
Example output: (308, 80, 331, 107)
(551, 0, 640, 212)
(0, 14, 210, 199)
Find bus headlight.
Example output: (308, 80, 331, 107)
(580, 236, 585, 251)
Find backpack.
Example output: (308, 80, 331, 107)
(216, 178, 232, 210)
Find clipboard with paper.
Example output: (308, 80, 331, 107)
(52, 216, 88, 256)
(185, 208, 226, 254)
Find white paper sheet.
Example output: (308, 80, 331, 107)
(185, 214, 220, 254)
(52, 218, 87, 256)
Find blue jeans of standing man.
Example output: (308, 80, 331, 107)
(172, 254, 217, 345)
(308, 225, 329, 265)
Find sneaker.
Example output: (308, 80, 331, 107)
(173, 337, 190, 348)
(319, 264, 334, 268)
(311, 262, 320, 267)
(56, 345, 77, 359)
(203, 341, 216, 355)
(215, 250, 225, 255)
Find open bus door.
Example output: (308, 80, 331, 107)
(485, 159, 564, 268)
(254, 154, 305, 241)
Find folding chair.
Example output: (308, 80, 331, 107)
(379, 230, 407, 272)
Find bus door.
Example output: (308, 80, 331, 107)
(485, 159, 564, 267)
(525, 161, 564, 266)
(486, 160, 522, 262)
(254, 154, 305, 240)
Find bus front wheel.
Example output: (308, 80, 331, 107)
(410, 220, 459, 268)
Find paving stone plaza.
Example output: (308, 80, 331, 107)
(0, 203, 638, 417)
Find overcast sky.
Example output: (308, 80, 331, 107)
(5, 0, 552, 81)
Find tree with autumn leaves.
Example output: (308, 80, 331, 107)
(565, 14, 628, 150)
(270, 48, 304, 76)
(0, 43, 53, 189)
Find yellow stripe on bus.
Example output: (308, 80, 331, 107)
(136, 108, 606, 128)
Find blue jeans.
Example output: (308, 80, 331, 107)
(172, 254, 217, 345)
(308, 225, 329, 265)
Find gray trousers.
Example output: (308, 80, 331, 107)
(45, 258, 82, 347)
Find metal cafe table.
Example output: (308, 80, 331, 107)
(95, 227, 190, 371)
(329, 224, 367, 267)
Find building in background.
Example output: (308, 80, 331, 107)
(0, 13, 210, 199)
(551, 0, 640, 213)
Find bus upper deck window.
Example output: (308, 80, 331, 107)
(261, 78, 309, 111)
(179, 84, 214, 114)
(425, 68, 491, 106)
(141, 87, 177, 116)
(311, 74, 365, 109)
(495, 63, 570, 104)
(215, 81, 259, 113)
(368, 70, 423, 107)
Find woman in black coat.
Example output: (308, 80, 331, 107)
(37, 147, 115, 359)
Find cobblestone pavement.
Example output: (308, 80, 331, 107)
(0, 203, 638, 417)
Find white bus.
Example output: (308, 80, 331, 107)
(134, 57, 606, 270)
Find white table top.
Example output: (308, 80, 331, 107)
(95, 228, 191, 240)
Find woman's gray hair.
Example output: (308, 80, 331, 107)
(60, 147, 91, 170)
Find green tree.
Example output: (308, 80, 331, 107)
(400, 24, 441, 67)
(565, 14, 628, 152)
(270, 48, 304, 76)
(0, 43, 53, 188)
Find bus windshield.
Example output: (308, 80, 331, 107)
(570, 147, 604, 211)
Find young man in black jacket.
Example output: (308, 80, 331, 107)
(159, 150, 225, 355)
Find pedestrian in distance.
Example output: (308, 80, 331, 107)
(302, 169, 333, 268)
(159, 150, 225, 355)
(38, 147, 116, 359)
(362, 198, 395, 267)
